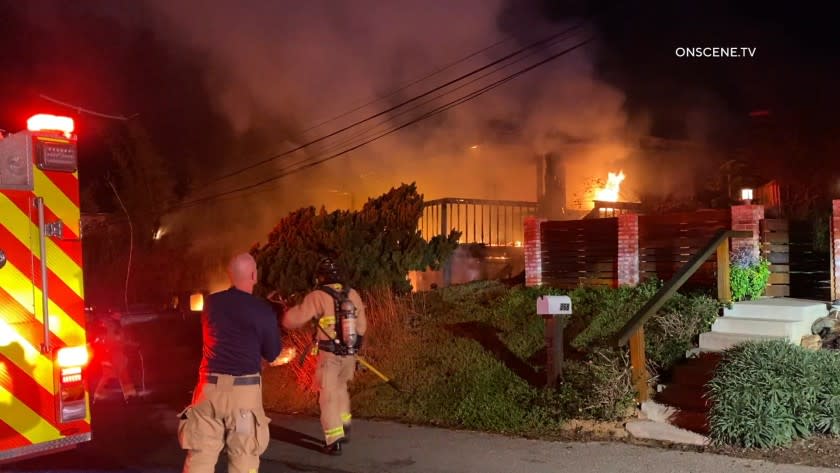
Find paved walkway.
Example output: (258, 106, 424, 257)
(261, 414, 835, 473)
(9, 403, 834, 473)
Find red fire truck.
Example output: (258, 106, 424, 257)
(0, 113, 92, 462)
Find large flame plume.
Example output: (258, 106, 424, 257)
(594, 170, 625, 203)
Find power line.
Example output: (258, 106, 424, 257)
(296, 35, 515, 136)
(170, 36, 594, 212)
(199, 21, 589, 186)
(39, 94, 137, 121)
(286, 30, 576, 167)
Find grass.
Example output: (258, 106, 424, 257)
(262, 279, 717, 436)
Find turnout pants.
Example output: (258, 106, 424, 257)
(94, 358, 137, 401)
(316, 351, 356, 444)
(178, 373, 271, 473)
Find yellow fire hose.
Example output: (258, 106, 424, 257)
(355, 355, 402, 392)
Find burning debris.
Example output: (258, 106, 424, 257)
(584, 170, 641, 219)
(594, 170, 626, 203)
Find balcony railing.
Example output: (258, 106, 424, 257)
(420, 198, 537, 247)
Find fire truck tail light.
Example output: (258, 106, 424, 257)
(56, 349, 88, 423)
(56, 345, 89, 368)
(61, 366, 82, 383)
(27, 114, 75, 136)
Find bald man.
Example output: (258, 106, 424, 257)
(177, 253, 282, 473)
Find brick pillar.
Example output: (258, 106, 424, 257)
(524, 217, 546, 287)
(617, 214, 639, 286)
(832, 200, 840, 301)
(731, 204, 765, 259)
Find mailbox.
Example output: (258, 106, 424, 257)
(536, 295, 572, 388)
(536, 295, 572, 316)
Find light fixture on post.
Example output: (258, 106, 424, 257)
(740, 188, 753, 204)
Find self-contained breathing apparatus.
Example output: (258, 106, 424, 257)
(315, 285, 360, 356)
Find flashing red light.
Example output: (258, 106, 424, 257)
(56, 345, 89, 368)
(27, 114, 75, 136)
(749, 110, 770, 117)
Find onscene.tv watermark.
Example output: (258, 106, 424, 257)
(675, 47, 756, 58)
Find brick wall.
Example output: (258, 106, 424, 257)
(731, 204, 764, 259)
(524, 217, 546, 287)
(833, 200, 840, 300)
(617, 214, 639, 286)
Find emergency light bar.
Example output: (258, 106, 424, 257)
(27, 114, 75, 136)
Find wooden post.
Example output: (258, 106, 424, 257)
(629, 328, 649, 403)
(544, 315, 565, 387)
(717, 240, 731, 302)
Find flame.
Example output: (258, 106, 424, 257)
(190, 293, 204, 311)
(271, 347, 298, 366)
(594, 171, 625, 203)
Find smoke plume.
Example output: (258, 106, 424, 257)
(141, 0, 641, 291)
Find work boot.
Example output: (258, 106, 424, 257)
(322, 439, 343, 455)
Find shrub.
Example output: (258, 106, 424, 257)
(558, 347, 635, 421)
(708, 340, 840, 448)
(644, 292, 720, 371)
(569, 279, 719, 372)
(252, 183, 459, 296)
(730, 246, 771, 301)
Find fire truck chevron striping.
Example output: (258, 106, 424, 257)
(0, 114, 91, 463)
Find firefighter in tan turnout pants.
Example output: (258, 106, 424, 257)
(283, 257, 367, 455)
(178, 253, 283, 473)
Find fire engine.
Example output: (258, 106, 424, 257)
(0, 113, 91, 462)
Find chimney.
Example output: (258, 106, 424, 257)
(536, 153, 567, 219)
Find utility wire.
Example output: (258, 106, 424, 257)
(170, 36, 594, 211)
(296, 35, 515, 136)
(288, 30, 577, 167)
(107, 177, 134, 311)
(39, 94, 137, 121)
(200, 21, 589, 186)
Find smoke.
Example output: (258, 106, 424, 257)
(140, 0, 641, 290)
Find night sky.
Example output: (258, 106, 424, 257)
(1, 0, 837, 211)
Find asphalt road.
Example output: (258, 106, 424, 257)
(6, 397, 836, 473)
(5, 316, 833, 473)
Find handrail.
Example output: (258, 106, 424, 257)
(614, 229, 753, 347)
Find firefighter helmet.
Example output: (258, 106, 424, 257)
(316, 257, 341, 284)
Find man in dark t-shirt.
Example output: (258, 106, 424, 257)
(177, 253, 282, 473)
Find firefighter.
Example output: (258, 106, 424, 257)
(92, 315, 138, 403)
(282, 257, 367, 455)
(177, 253, 282, 473)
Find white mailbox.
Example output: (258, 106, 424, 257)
(536, 295, 572, 316)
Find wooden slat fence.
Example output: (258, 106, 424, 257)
(540, 218, 618, 288)
(638, 210, 731, 289)
(789, 219, 831, 300)
(760, 219, 790, 297)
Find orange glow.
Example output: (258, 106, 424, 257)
(190, 293, 204, 311)
(594, 171, 625, 203)
(56, 345, 89, 368)
(27, 114, 75, 137)
(271, 347, 298, 366)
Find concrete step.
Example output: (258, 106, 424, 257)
(723, 298, 829, 320)
(711, 316, 802, 338)
(698, 331, 785, 352)
(625, 419, 710, 446)
(669, 408, 710, 436)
